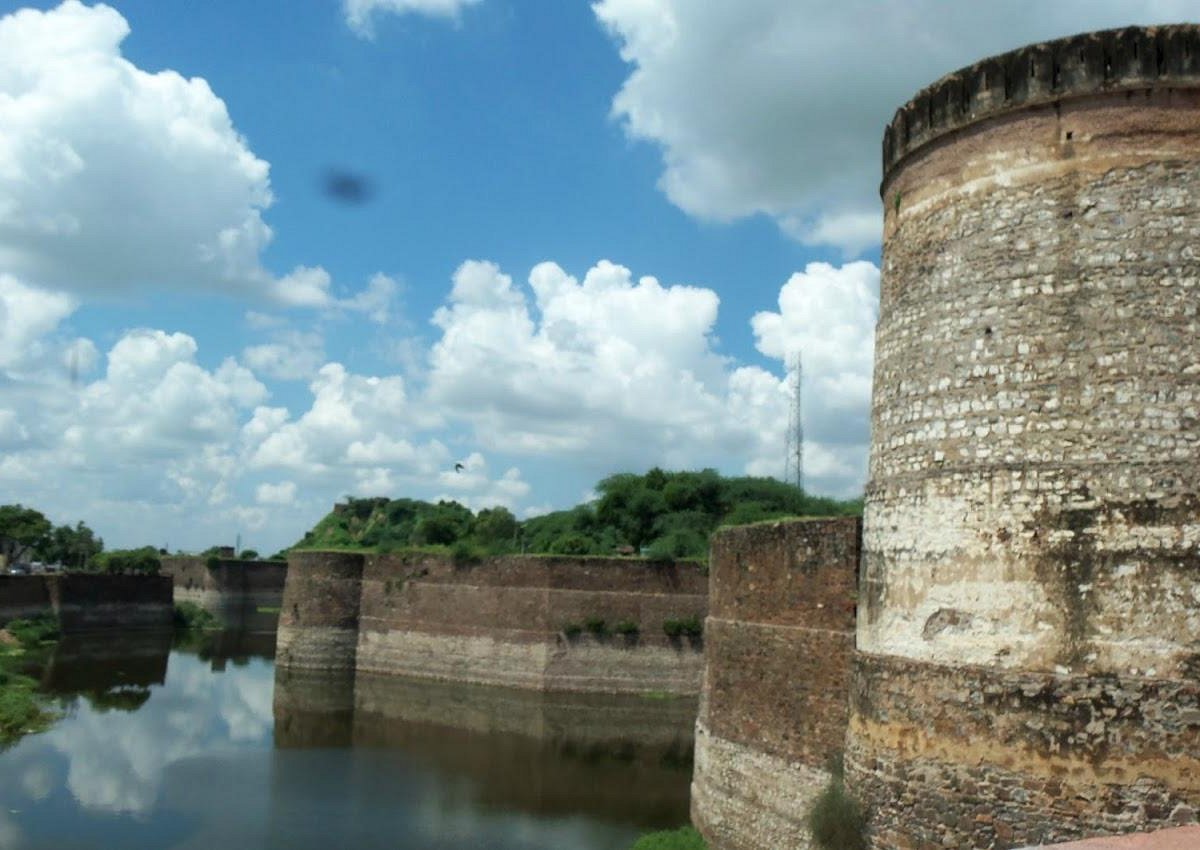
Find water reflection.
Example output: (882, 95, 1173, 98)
(275, 672, 695, 827)
(0, 632, 694, 850)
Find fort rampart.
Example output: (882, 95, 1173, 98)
(276, 550, 708, 694)
(161, 556, 286, 605)
(849, 24, 1200, 849)
(691, 517, 860, 850)
(0, 574, 173, 631)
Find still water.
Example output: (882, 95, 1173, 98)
(0, 631, 695, 850)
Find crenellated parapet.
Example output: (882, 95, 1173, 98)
(882, 25, 1200, 190)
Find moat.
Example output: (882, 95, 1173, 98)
(0, 630, 695, 849)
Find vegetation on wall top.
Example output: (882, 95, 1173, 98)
(296, 468, 861, 560)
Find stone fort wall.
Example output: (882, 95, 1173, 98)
(161, 556, 287, 630)
(850, 25, 1200, 849)
(691, 517, 860, 850)
(0, 574, 172, 631)
(276, 549, 708, 694)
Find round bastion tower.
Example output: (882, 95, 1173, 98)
(847, 26, 1200, 849)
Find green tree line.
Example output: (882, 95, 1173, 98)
(0, 503, 161, 574)
(297, 468, 862, 560)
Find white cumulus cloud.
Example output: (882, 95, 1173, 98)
(0, 1, 366, 307)
(425, 258, 867, 494)
(594, 0, 1197, 254)
(255, 481, 297, 506)
(242, 330, 326, 382)
(344, 0, 482, 38)
(246, 362, 443, 477)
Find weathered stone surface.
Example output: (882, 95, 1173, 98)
(849, 653, 1200, 849)
(277, 549, 708, 693)
(275, 550, 365, 671)
(161, 556, 285, 611)
(692, 518, 860, 850)
(1018, 825, 1200, 849)
(691, 723, 827, 850)
(0, 574, 172, 631)
(851, 23, 1200, 850)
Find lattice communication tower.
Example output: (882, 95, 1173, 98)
(783, 352, 803, 492)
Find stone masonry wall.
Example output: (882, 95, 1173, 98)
(278, 549, 708, 694)
(161, 557, 286, 604)
(692, 517, 861, 850)
(850, 25, 1200, 850)
(275, 551, 364, 672)
(0, 574, 172, 631)
(161, 556, 286, 629)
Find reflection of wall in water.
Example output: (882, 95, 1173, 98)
(272, 670, 694, 827)
(39, 631, 173, 713)
(189, 629, 278, 671)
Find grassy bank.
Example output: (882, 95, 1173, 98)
(173, 601, 219, 632)
(629, 827, 707, 850)
(0, 614, 62, 747)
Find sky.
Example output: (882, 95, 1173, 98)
(0, 0, 1193, 555)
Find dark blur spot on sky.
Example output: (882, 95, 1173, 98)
(321, 170, 375, 205)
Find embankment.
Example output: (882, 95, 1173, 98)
(0, 574, 172, 631)
(277, 551, 708, 694)
(691, 517, 860, 850)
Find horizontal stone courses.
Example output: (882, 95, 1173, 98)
(691, 723, 827, 850)
(1020, 826, 1200, 849)
(851, 652, 1200, 779)
(279, 548, 707, 693)
(368, 581, 703, 602)
(705, 614, 854, 639)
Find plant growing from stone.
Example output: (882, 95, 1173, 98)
(807, 778, 866, 850)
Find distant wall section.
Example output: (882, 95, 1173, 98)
(692, 517, 861, 850)
(278, 551, 708, 694)
(161, 557, 286, 629)
(0, 574, 173, 631)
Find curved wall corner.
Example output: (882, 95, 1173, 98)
(275, 551, 365, 672)
(691, 517, 860, 850)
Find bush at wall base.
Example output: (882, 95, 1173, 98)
(629, 826, 708, 850)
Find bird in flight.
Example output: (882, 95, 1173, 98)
(454, 462, 465, 473)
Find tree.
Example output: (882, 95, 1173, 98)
(473, 507, 518, 545)
(0, 504, 52, 565)
(95, 547, 161, 575)
(38, 521, 103, 570)
(238, 549, 260, 561)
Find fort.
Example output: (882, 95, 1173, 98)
(690, 517, 860, 850)
(0, 573, 172, 632)
(275, 550, 708, 694)
(692, 24, 1200, 850)
(160, 555, 287, 630)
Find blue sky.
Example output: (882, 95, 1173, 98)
(0, 0, 1190, 554)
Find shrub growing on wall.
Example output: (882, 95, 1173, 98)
(808, 778, 867, 850)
